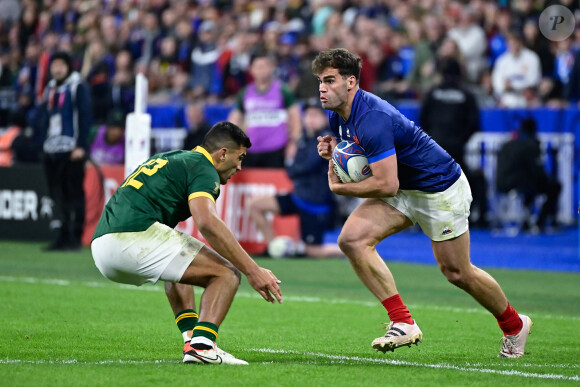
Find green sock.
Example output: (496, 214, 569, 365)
(192, 321, 219, 342)
(175, 309, 198, 336)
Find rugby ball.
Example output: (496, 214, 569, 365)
(267, 236, 297, 259)
(332, 141, 372, 183)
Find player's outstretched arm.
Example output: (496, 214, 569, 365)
(189, 196, 283, 304)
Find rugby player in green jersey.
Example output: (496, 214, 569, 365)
(91, 121, 282, 365)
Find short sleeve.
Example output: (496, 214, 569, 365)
(185, 162, 221, 203)
(356, 110, 396, 164)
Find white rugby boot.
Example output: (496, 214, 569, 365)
(372, 320, 423, 353)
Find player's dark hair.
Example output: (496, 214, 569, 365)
(312, 48, 361, 83)
(201, 121, 252, 152)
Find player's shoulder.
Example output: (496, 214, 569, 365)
(354, 91, 396, 127)
(357, 89, 395, 114)
(157, 149, 212, 169)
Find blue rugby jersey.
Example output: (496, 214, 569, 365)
(328, 90, 461, 192)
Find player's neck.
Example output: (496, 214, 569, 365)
(337, 86, 359, 121)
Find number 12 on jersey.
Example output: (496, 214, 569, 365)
(122, 158, 168, 189)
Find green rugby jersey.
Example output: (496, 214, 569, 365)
(92, 147, 220, 240)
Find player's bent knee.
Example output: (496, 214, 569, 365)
(439, 265, 472, 288)
(337, 231, 371, 255)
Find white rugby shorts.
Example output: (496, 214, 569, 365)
(382, 172, 472, 241)
(91, 222, 205, 286)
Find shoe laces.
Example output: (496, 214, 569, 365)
(380, 321, 394, 330)
(380, 321, 396, 337)
(499, 335, 520, 356)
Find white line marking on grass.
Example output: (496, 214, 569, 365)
(0, 359, 178, 365)
(1, 275, 579, 322)
(250, 348, 580, 381)
(5, 352, 575, 381)
(2, 353, 578, 381)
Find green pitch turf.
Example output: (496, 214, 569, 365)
(0, 241, 579, 386)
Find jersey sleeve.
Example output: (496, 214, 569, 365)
(186, 162, 221, 203)
(357, 110, 396, 164)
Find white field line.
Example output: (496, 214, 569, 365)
(1, 351, 578, 382)
(0, 275, 578, 323)
(250, 349, 580, 381)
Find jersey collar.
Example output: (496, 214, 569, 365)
(193, 146, 215, 166)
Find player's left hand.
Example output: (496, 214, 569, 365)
(246, 267, 283, 304)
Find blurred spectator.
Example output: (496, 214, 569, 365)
(248, 100, 341, 258)
(227, 51, 301, 168)
(17, 2, 39, 55)
(107, 50, 135, 115)
(522, 18, 554, 78)
(496, 118, 562, 232)
(293, 35, 321, 102)
(510, 0, 540, 32)
(546, 38, 576, 106)
(138, 11, 163, 65)
(182, 102, 211, 150)
(189, 20, 221, 99)
(35, 51, 91, 251)
(82, 39, 115, 125)
(374, 30, 413, 101)
(447, 4, 487, 83)
(174, 17, 195, 72)
(90, 109, 125, 165)
(406, 15, 446, 98)
(35, 31, 60, 102)
(217, 28, 256, 100)
(487, 8, 511, 67)
(491, 30, 541, 108)
(275, 33, 300, 89)
(419, 58, 488, 227)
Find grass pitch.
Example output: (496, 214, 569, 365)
(0, 241, 579, 386)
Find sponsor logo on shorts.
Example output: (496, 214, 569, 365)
(442, 226, 453, 236)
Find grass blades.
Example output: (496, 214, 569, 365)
(0, 241, 579, 386)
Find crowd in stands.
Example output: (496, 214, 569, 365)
(0, 0, 569, 243)
(0, 0, 580, 132)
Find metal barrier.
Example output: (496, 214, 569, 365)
(150, 128, 187, 153)
(465, 132, 575, 224)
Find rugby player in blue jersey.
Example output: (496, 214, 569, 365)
(313, 48, 531, 358)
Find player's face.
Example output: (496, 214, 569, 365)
(217, 146, 247, 184)
(316, 67, 350, 112)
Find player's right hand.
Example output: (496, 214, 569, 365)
(246, 267, 283, 304)
(317, 135, 337, 161)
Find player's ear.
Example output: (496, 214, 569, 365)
(218, 147, 227, 161)
(348, 75, 356, 90)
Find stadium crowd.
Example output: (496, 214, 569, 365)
(0, 0, 580, 130)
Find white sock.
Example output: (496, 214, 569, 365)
(190, 336, 213, 347)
